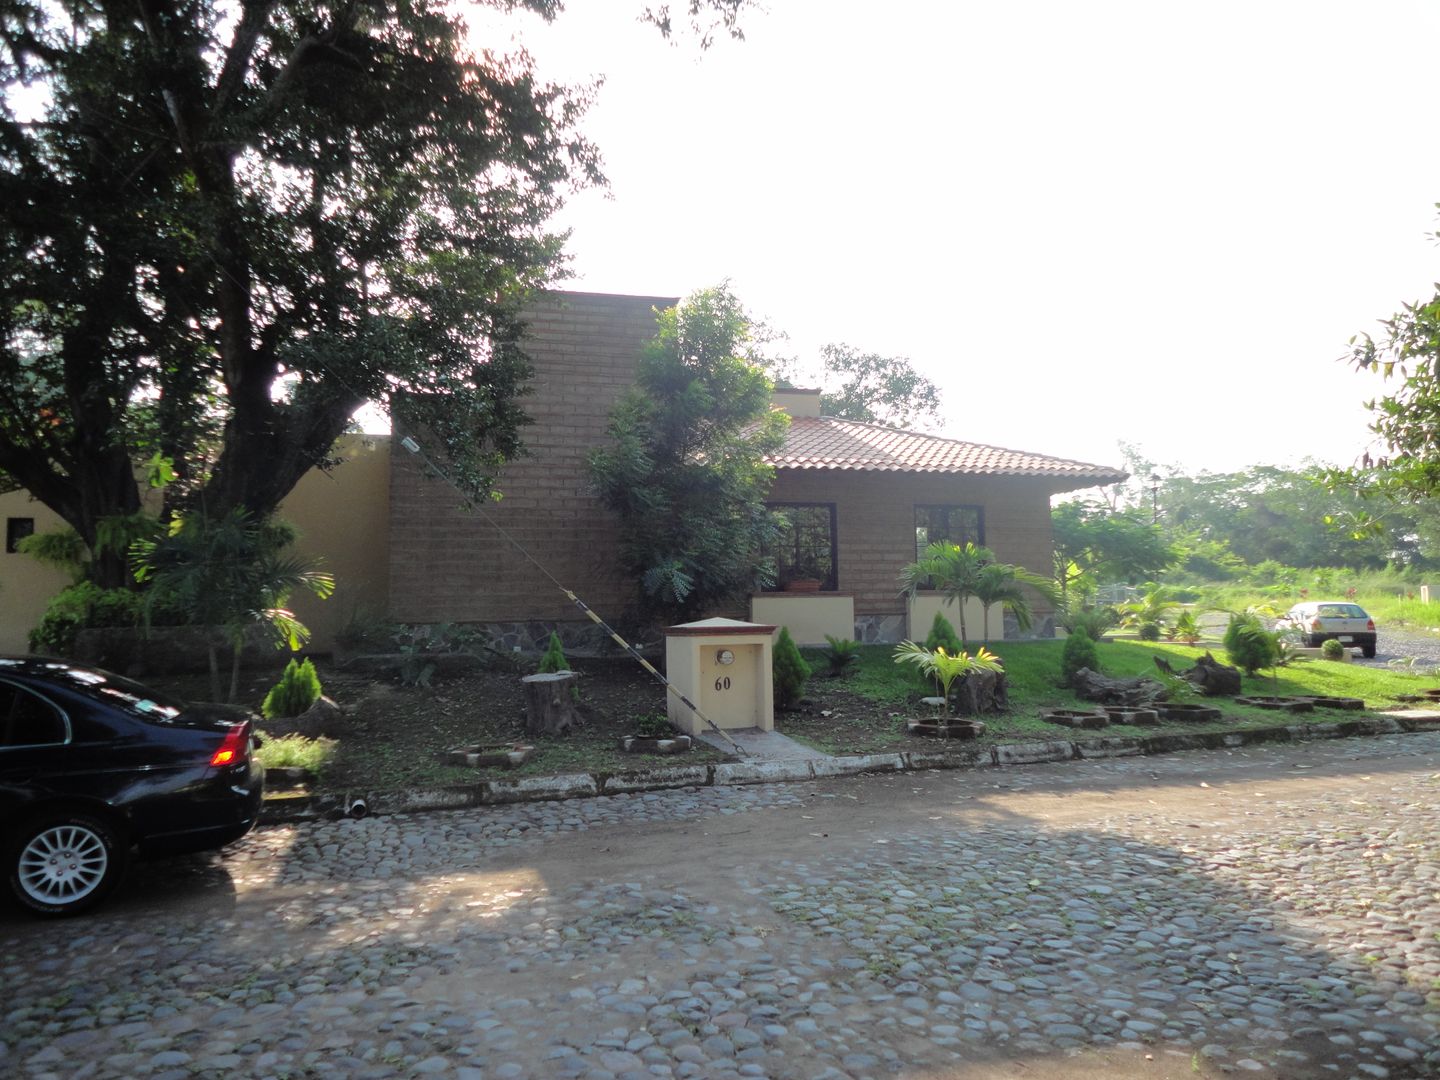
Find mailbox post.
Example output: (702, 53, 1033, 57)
(663, 617, 777, 737)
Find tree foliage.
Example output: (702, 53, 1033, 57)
(0, 0, 752, 584)
(814, 345, 942, 430)
(588, 287, 788, 622)
(1051, 501, 1177, 595)
(772, 626, 811, 709)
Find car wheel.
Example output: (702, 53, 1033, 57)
(1362, 643, 1377, 659)
(7, 813, 126, 917)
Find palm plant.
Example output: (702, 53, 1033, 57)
(972, 561, 1058, 642)
(898, 541, 994, 649)
(132, 509, 334, 702)
(892, 640, 1003, 715)
(1172, 609, 1202, 645)
(1117, 583, 1180, 633)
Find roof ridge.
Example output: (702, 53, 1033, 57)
(786, 414, 1119, 472)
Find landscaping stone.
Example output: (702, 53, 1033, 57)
(1154, 702, 1224, 723)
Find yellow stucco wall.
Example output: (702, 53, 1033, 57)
(0, 492, 75, 654)
(907, 593, 990, 646)
(277, 435, 392, 651)
(665, 629, 775, 735)
(749, 593, 855, 647)
(0, 435, 390, 656)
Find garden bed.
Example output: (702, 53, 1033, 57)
(141, 638, 1434, 794)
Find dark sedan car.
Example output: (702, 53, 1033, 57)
(1, 657, 264, 916)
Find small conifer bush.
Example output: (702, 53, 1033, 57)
(1060, 627, 1099, 686)
(262, 658, 323, 720)
(537, 631, 570, 674)
(924, 611, 963, 654)
(1224, 613, 1278, 675)
(1137, 621, 1161, 641)
(772, 627, 812, 709)
(1320, 638, 1345, 661)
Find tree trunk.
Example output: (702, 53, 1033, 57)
(207, 642, 222, 702)
(522, 672, 583, 738)
(229, 642, 243, 704)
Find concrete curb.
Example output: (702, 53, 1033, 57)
(258, 713, 1440, 826)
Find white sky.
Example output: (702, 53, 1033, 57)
(477, 0, 1440, 479)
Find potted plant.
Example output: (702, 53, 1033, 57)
(619, 712, 693, 754)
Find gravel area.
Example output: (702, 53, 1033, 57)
(2, 734, 1438, 1079)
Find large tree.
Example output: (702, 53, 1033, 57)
(0, 0, 751, 585)
(1051, 500, 1178, 599)
(588, 286, 788, 623)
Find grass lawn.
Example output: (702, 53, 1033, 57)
(780, 639, 1435, 756)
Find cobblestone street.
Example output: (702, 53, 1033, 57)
(3, 733, 1438, 1080)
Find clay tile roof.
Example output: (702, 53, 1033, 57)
(766, 416, 1126, 485)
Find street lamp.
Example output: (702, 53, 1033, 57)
(1149, 473, 1161, 524)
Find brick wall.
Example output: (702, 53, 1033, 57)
(766, 470, 1059, 621)
(388, 290, 675, 623)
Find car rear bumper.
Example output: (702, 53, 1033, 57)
(136, 762, 264, 857)
(1310, 632, 1376, 647)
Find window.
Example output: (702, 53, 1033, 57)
(0, 682, 69, 748)
(5, 517, 34, 554)
(915, 504, 984, 561)
(765, 503, 837, 590)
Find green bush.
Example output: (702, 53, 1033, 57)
(537, 631, 570, 674)
(773, 627, 812, 709)
(262, 658, 324, 719)
(254, 732, 336, 773)
(28, 582, 146, 655)
(822, 634, 861, 676)
(924, 611, 963, 653)
(633, 712, 673, 737)
(1224, 612, 1279, 675)
(1137, 621, 1161, 641)
(1060, 627, 1099, 686)
(1058, 605, 1118, 642)
(1320, 638, 1345, 661)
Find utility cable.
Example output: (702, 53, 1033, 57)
(396, 435, 749, 758)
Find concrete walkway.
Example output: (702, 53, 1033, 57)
(697, 726, 828, 761)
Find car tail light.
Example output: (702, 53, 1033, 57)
(1310, 618, 1322, 631)
(210, 724, 250, 768)
(1367, 619, 1375, 631)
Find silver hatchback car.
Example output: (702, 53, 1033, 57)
(1276, 601, 1377, 658)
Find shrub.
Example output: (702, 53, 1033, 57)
(537, 631, 570, 674)
(1137, 621, 1161, 641)
(262, 658, 323, 719)
(822, 634, 861, 677)
(1058, 604, 1118, 642)
(772, 627, 812, 709)
(1060, 627, 1099, 686)
(924, 611, 963, 654)
(1224, 612, 1279, 675)
(633, 712, 673, 737)
(28, 582, 146, 655)
(254, 733, 336, 773)
(1321, 638, 1345, 661)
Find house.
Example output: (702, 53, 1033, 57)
(387, 291, 1124, 649)
(0, 289, 1122, 656)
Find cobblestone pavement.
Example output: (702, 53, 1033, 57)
(2, 733, 1438, 1080)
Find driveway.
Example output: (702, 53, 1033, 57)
(2, 733, 1438, 1080)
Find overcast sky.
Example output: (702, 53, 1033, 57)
(482, 0, 1440, 480)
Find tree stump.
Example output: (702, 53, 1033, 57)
(951, 670, 1009, 716)
(522, 672, 583, 737)
(1070, 668, 1168, 706)
(1154, 652, 1242, 696)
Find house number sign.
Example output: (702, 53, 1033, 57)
(714, 650, 734, 691)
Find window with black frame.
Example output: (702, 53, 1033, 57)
(766, 503, 837, 590)
(914, 504, 984, 561)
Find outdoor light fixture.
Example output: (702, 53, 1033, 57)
(401, 435, 421, 454)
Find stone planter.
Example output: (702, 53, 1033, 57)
(906, 717, 986, 739)
(263, 766, 314, 792)
(1295, 695, 1365, 711)
(618, 734, 693, 755)
(1041, 709, 1109, 730)
(1101, 706, 1160, 726)
(1236, 696, 1316, 713)
(447, 743, 536, 769)
(1154, 702, 1223, 723)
